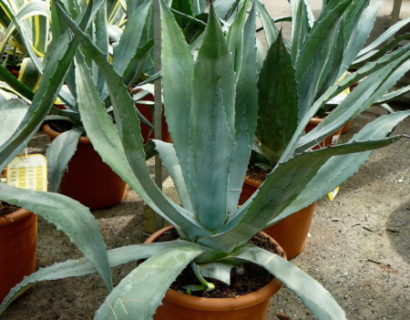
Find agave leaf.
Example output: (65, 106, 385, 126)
(93, 1, 109, 95)
(198, 262, 233, 285)
(339, 0, 382, 73)
(112, 0, 151, 76)
(0, 183, 112, 290)
(255, 0, 279, 47)
(226, 0, 249, 72)
(0, 242, 174, 313)
(214, 0, 237, 21)
(0, 64, 34, 100)
(94, 242, 204, 320)
(17, 57, 41, 91)
(190, 4, 235, 230)
(160, 0, 195, 204)
(290, 0, 313, 61)
(357, 16, 410, 59)
(226, 4, 258, 214)
(298, 51, 410, 151)
(46, 126, 83, 192)
(153, 140, 193, 211)
(295, 0, 353, 116)
(257, 33, 298, 164)
(352, 32, 410, 67)
(0, 99, 29, 145)
(282, 42, 410, 162)
(203, 136, 403, 251)
(0, 0, 50, 72)
(0, 0, 104, 172)
(236, 245, 346, 320)
(375, 85, 410, 104)
(273, 110, 410, 224)
(123, 39, 154, 87)
(72, 53, 207, 239)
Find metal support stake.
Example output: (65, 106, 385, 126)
(143, 0, 165, 235)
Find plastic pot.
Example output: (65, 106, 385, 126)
(42, 124, 127, 209)
(239, 176, 316, 259)
(145, 226, 284, 320)
(0, 208, 37, 302)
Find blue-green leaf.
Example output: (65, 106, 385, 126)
(0, 183, 112, 290)
(94, 242, 204, 320)
(190, 4, 235, 230)
(0, 242, 175, 313)
(237, 245, 346, 320)
(45, 126, 82, 192)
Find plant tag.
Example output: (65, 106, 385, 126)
(327, 187, 340, 201)
(6, 154, 47, 191)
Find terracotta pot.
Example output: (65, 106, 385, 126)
(306, 117, 343, 149)
(0, 208, 37, 302)
(239, 177, 316, 259)
(145, 226, 284, 320)
(135, 91, 171, 143)
(42, 124, 127, 209)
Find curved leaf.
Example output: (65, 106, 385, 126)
(0, 99, 29, 145)
(46, 126, 82, 192)
(0, 0, 104, 172)
(0, 242, 175, 312)
(203, 136, 403, 251)
(273, 110, 410, 224)
(94, 242, 204, 320)
(236, 245, 346, 320)
(0, 183, 112, 290)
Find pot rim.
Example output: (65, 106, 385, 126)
(42, 123, 90, 145)
(145, 225, 284, 311)
(0, 208, 33, 227)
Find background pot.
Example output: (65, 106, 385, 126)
(145, 226, 284, 320)
(0, 208, 37, 302)
(42, 124, 127, 209)
(305, 117, 343, 149)
(135, 91, 172, 143)
(239, 177, 316, 259)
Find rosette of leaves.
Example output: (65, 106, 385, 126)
(1, 1, 410, 320)
(254, 0, 410, 170)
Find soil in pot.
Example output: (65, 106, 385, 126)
(239, 166, 316, 260)
(0, 202, 37, 302)
(42, 121, 128, 209)
(146, 226, 285, 320)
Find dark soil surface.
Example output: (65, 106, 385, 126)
(154, 229, 281, 298)
(0, 202, 19, 217)
(46, 120, 73, 133)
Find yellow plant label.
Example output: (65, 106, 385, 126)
(327, 186, 340, 201)
(6, 154, 47, 191)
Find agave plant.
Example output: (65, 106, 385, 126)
(1, 1, 409, 319)
(254, 0, 410, 168)
(0, 0, 154, 193)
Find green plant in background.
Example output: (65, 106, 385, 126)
(254, 0, 410, 170)
(0, 0, 154, 193)
(1, 1, 410, 319)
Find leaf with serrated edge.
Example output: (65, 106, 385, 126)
(94, 242, 204, 320)
(272, 110, 410, 224)
(236, 245, 346, 320)
(0, 242, 175, 313)
(190, 4, 235, 230)
(46, 126, 82, 192)
(0, 183, 112, 289)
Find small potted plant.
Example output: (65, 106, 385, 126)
(1, 1, 410, 319)
(238, 0, 410, 258)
